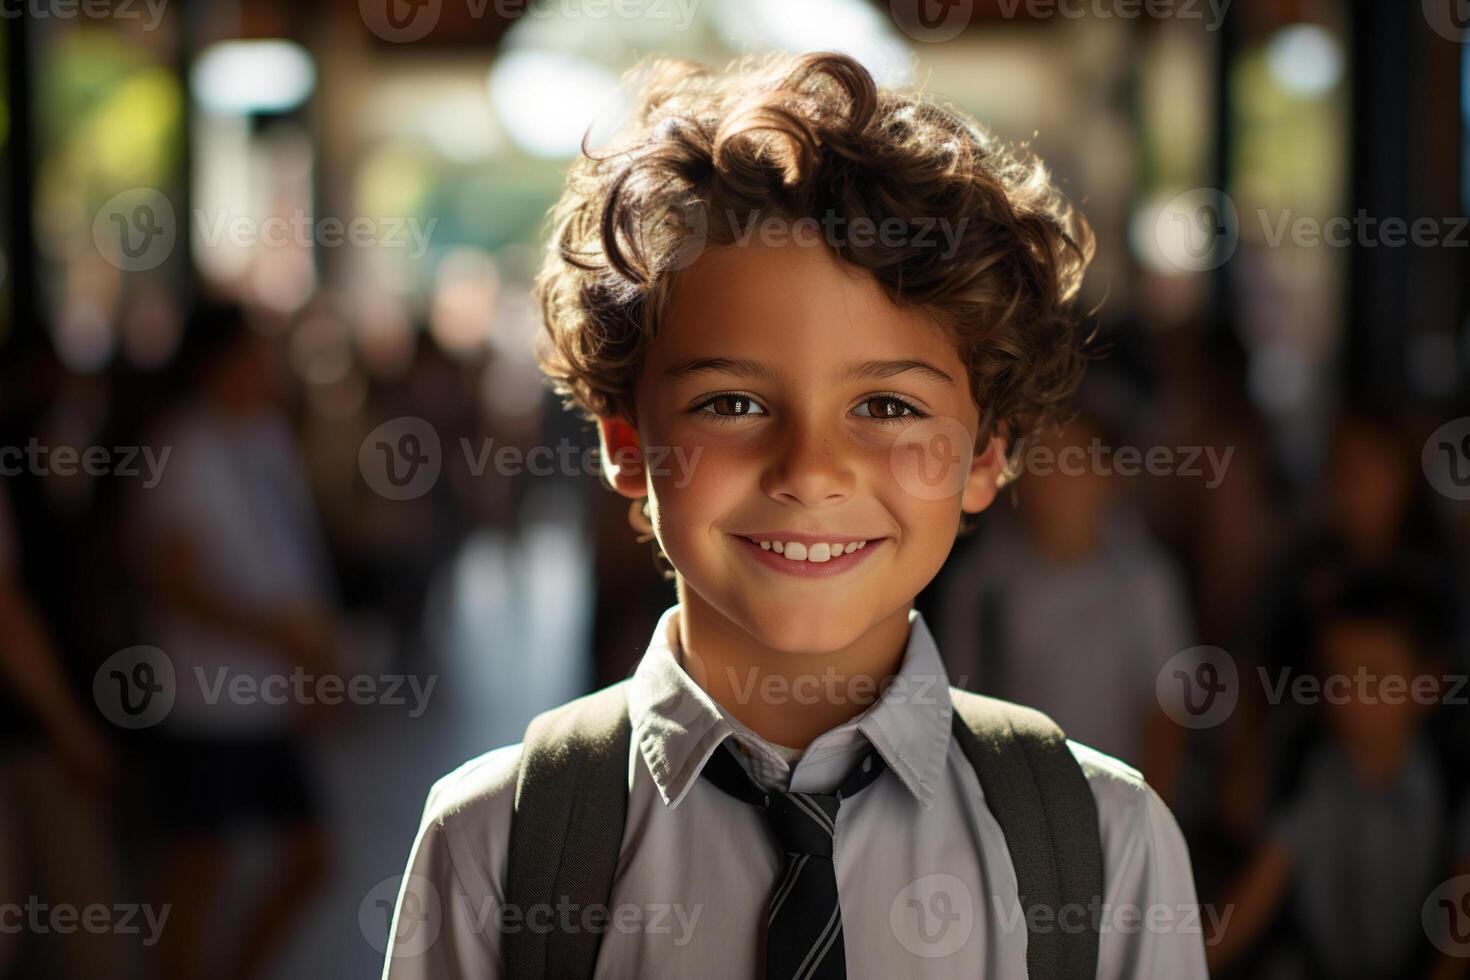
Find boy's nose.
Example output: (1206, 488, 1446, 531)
(759, 422, 855, 507)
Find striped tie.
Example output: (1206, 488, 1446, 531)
(699, 737, 888, 980)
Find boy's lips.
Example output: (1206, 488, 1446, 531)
(729, 532, 887, 578)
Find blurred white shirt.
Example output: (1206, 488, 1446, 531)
(135, 404, 331, 737)
(938, 513, 1194, 768)
(382, 606, 1209, 979)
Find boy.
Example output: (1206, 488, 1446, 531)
(383, 52, 1206, 978)
(1209, 572, 1458, 978)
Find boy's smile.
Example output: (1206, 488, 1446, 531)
(599, 237, 1008, 660)
(730, 531, 883, 578)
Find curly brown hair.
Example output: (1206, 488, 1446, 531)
(534, 50, 1094, 477)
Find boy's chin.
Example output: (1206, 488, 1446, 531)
(725, 596, 886, 657)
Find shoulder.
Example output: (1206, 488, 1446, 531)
(409, 742, 524, 898)
(420, 741, 524, 834)
(1067, 739, 1153, 823)
(1066, 740, 1197, 901)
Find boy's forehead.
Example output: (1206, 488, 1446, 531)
(655, 240, 954, 367)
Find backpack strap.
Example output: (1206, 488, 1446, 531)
(950, 687, 1103, 980)
(504, 680, 632, 980)
(503, 678, 1102, 980)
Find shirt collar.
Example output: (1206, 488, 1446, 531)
(625, 604, 954, 811)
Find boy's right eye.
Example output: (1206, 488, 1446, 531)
(691, 392, 767, 420)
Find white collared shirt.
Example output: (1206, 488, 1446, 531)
(383, 606, 1209, 979)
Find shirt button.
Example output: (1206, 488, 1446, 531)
(862, 757, 873, 772)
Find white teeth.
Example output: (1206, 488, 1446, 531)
(751, 538, 875, 562)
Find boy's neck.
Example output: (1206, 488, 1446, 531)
(671, 587, 914, 751)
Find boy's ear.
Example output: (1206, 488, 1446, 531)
(960, 433, 1009, 514)
(596, 414, 647, 499)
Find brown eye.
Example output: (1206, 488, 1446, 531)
(860, 396, 910, 419)
(696, 393, 767, 418)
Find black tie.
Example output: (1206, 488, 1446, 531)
(700, 736, 888, 980)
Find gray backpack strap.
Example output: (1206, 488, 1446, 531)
(950, 687, 1103, 980)
(504, 681, 632, 980)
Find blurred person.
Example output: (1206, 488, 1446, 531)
(1208, 571, 1458, 979)
(1428, 795, 1470, 979)
(0, 480, 128, 979)
(937, 409, 1196, 803)
(1229, 409, 1468, 838)
(131, 302, 337, 980)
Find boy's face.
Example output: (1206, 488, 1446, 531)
(599, 239, 1007, 655)
(1319, 617, 1427, 747)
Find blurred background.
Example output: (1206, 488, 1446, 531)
(0, 0, 1467, 978)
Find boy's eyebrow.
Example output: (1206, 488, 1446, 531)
(664, 356, 776, 380)
(664, 357, 957, 387)
(840, 358, 958, 388)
